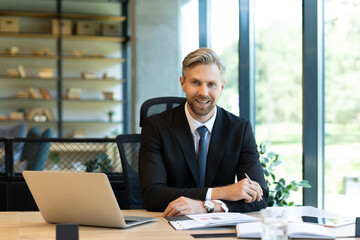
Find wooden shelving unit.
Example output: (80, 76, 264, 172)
(0, 0, 130, 137)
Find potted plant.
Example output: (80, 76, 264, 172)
(84, 153, 112, 173)
(259, 142, 311, 206)
(107, 110, 114, 122)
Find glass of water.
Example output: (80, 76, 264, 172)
(260, 208, 288, 240)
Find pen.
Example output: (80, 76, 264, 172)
(245, 173, 263, 200)
(244, 173, 253, 185)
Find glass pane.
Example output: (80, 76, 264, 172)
(180, 0, 199, 60)
(324, 0, 360, 218)
(209, 0, 239, 115)
(254, 0, 303, 204)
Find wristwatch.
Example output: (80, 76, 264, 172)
(204, 200, 215, 213)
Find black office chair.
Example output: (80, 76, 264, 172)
(116, 134, 142, 209)
(117, 97, 185, 209)
(139, 96, 185, 127)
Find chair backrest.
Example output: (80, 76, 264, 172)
(116, 134, 142, 209)
(139, 96, 185, 127)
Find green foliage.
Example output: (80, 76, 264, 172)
(49, 151, 60, 164)
(259, 142, 311, 206)
(84, 153, 112, 173)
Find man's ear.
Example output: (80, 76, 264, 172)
(180, 76, 186, 92)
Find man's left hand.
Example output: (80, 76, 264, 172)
(162, 196, 206, 217)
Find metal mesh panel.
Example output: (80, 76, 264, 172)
(0, 142, 4, 173)
(11, 140, 121, 174)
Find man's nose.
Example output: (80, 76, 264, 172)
(198, 85, 209, 96)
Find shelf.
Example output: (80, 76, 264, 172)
(0, 54, 58, 60)
(62, 56, 125, 63)
(62, 35, 128, 42)
(0, 120, 57, 124)
(0, 11, 57, 18)
(0, 97, 58, 102)
(63, 99, 124, 104)
(0, 76, 58, 81)
(63, 78, 125, 83)
(0, 32, 57, 39)
(63, 120, 122, 124)
(0, 11, 126, 21)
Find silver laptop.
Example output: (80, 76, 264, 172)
(22, 170, 156, 228)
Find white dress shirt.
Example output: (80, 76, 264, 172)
(184, 102, 229, 212)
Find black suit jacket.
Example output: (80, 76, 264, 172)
(139, 102, 268, 212)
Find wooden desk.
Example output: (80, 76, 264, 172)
(0, 209, 358, 240)
(0, 210, 235, 240)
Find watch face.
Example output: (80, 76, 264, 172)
(204, 200, 214, 212)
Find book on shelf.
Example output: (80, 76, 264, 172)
(38, 68, 54, 79)
(39, 87, 52, 100)
(43, 108, 55, 121)
(15, 90, 29, 98)
(7, 68, 20, 77)
(66, 88, 82, 100)
(18, 65, 26, 78)
(9, 112, 24, 121)
(236, 221, 335, 239)
(28, 87, 43, 99)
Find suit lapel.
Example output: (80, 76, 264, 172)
(206, 108, 229, 186)
(172, 104, 200, 187)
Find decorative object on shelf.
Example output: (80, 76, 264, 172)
(9, 111, 24, 120)
(38, 68, 54, 78)
(72, 49, 87, 57)
(7, 68, 20, 77)
(26, 108, 55, 121)
(90, 53, 104, 58)
(32, 48, 56, 57)
(3, 46, 19, 55)
(101, 22, 121, 36)
(66, 88, 82, 100)
(18, 65, 26, 78)
(51, 19, 72, 35)
(103, 91, 114, 100)
(84, 153, 112, 173)
(76, 21, 96, 35)
(102, 72, 115, 80)
(81, 72, 97, 79)
(259, 142, 311, 206)
(107, 110, 114, 122)
(0, 17, 19, 32)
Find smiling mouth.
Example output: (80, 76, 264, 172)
(196, 99, 210, 105)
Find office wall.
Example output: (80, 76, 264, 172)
(133, 0, 183, 132)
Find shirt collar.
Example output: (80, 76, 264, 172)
(184, 101, 217, 134)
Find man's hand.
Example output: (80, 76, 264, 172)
(162, 196, 207, 217)
(212, 178, 263, 203)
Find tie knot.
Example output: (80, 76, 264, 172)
(197, 126, 207, 138)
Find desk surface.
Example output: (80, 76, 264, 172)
(0, 209, 358, 240)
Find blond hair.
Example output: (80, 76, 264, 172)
(182, 47, 226, 79)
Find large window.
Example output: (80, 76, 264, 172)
(254, 0, 303, 204)
(208, 0, 239, 115)
(180, 0, 199, 61)
(324, 0, 360, 218)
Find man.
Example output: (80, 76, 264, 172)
(139, 48, 268, 217)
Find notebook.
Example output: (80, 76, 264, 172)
(22, 170, 156, 228)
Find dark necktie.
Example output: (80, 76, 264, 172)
(197, 126, 207, 188)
